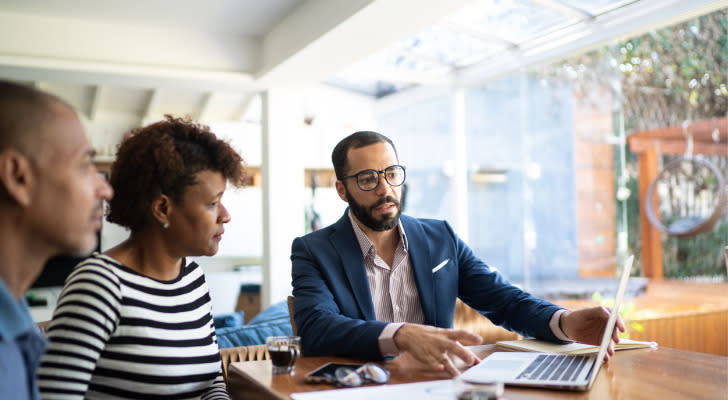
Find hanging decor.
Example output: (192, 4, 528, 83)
(644, 122, 727, 237)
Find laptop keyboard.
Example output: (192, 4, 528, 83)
(516, 354, 591, 382)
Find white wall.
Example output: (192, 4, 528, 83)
(93, 84, 377, 314)
(260, 85, 377, 308)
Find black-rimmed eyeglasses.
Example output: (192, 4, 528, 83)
(339, 165, 406, 191)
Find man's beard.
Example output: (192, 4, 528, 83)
(345, 188, 401, 232)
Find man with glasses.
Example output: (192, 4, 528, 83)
(291, 131, 623, 377)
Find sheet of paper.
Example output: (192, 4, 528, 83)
(291, 380, 459, 400)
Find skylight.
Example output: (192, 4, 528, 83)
(326, 0, 642, 97)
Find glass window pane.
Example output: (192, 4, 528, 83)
(378, 95, 456, 222)
(559, 0, 636, 16)
(464, 73, 584, 282)
(396, 24, 501, 68)
(444, 0, 578, 44)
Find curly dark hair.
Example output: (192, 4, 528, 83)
(107, 115, 246, 231)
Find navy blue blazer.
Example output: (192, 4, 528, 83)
(291, 210, 562, 359)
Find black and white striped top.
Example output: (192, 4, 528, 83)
(37, 254, 230, 400)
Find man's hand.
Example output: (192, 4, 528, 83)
(393, 324, 483, 376)
(560, 306, 625, 360)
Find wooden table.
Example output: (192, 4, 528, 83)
(227, 345, 728, 400)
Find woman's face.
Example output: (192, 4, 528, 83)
(167, 170, 230, 257)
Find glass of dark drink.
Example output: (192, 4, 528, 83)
(266, 336, 301, 374)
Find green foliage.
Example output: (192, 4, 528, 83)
(662, 219, 728, 279)
(619, 9, 728, 131)
(618, 174, 644, 275)
(591, 292, 644, 339)
(538, 9, 728, 280)
(536, 9, 728, 132)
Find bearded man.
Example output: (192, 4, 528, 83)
(290, 131, 623, 376)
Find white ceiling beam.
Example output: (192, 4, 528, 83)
(256, 0, 473, 87)
(0, 54, 256, 92)
(197, 92, 214, 121)
(0, 11, 257, 91)
(258, 0, 373, 76)
(32, 81, 47, 91)
(88, 85, 101, 121)
(142, 89, 159, 122)
(439, 21, 518, 50)
(0, 12, 258, 71)
(236, 93, 260, 122)
(343, 66, 450, 85)
(528, 0, 594, 20)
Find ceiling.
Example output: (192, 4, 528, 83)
(0, 0, 724, 124)
(0, 0, 474, 123)
(336, 0, 727, 98)
(0, 0, 300, 37)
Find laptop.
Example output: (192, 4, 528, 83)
(460, 255, 634, 391)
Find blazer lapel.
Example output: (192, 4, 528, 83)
(401, 215, 437, 325)
(329, 210, 376, 320)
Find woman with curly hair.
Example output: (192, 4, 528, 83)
(37, 116, 245, 399)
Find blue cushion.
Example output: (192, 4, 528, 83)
(247, 301, 289, 325)
(213, 311, 244, 329)
(215, 301, 292, 349)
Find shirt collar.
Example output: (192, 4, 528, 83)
(0, 277, 34, 339)
(348, 209, 409, 258)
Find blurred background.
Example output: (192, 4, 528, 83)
(6, 0, 726, 354)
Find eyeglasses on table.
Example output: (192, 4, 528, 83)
(331, 362, 390, 387)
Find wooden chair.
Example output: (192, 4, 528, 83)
(219, 344, 269, 384)
(36, 320, 51, 336)
(287, 295, 297, 336)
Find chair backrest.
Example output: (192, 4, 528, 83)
(219, 344, 269, 384)
(36, 320, 51, 336)
(287, 295, 297, 336)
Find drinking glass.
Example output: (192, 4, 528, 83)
(266, 336, 301, 374)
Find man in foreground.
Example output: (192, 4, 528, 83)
(291, 131, 623, 376)
(0, 81, 113, 399)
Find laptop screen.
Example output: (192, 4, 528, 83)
(587, 255, 634, 386)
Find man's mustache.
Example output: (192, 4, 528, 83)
(370, 196, 399, 210)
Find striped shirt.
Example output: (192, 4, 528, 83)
(349, 213, 571, 350)
(349, 212, 425, 324)
(37, 254, 229, 400)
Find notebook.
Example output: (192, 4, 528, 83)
(496, 337, 655, 355)
(460, 255, 635, 392)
